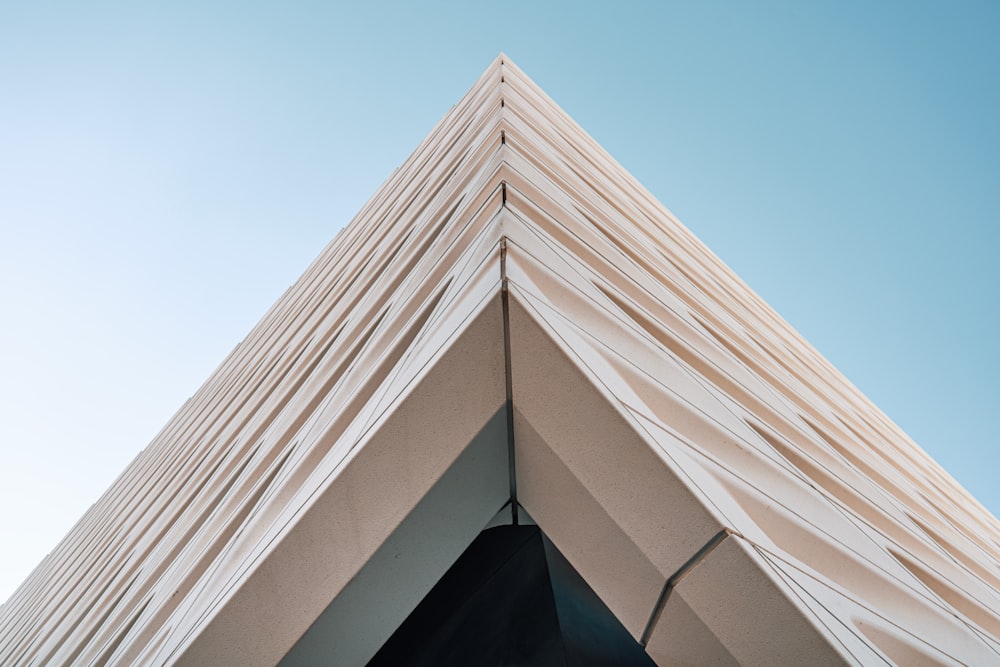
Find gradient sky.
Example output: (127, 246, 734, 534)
(1, 1, 997, 603)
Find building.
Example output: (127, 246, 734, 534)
(1, 55, 999, 666)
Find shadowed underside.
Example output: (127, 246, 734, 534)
(1, 55, 999, 666)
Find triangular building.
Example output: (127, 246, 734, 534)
(2, 55, 1000, 666)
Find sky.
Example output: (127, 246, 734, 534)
(0, 1, 997, 603)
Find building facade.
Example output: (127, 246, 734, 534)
(2, 55, 999, 665)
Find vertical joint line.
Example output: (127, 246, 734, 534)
(501, 180, 507, 206)
(639, 529, 731, 646)
(500, 237, 518, 525)
(500, 129, 506, 145)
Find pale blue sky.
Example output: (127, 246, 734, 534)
(1, 2, 997, 602)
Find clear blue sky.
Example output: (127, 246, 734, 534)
(1, 1, 997, 602)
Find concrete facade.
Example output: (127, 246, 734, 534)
(1, 55, 999, 665)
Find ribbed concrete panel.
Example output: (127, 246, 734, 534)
(2, 54, 999, 666)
